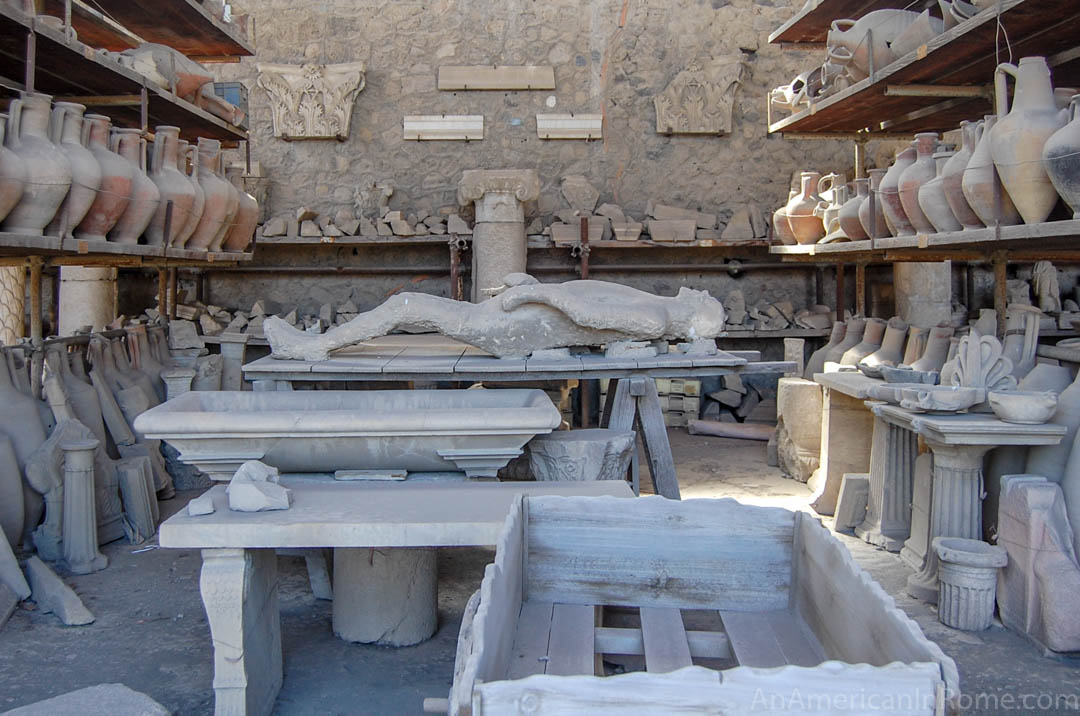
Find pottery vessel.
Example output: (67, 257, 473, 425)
(1, 92, 72, 235)
(187, 138, 231, 251)
(988, 390, 1058, 424)
(814, 173, 846, 241)
(108, 129, 159, 244)
(785, 171, 825, 245)
(126, 324, 166, 402)
(74, 114, 132, 241)
(824, 318, 865, 364)
(919, 151, 963, 232)
(0, 113, 26, 224)
(900, 384, 982, 413)
(962, 115, 1022, 226)
(1002, 304, 1040, 380)
(898, 133, 940, 233)
(146, 126, 196, 247)
(880, 365, 938, 385)
(1044, 94, 1080, 218)
(838, 178, 869, 240)
(840, 316, 886, 365)
(222, 165, 258, 252)
(174, 140, 204, 247)
(889, 10, 944, 60)
(910, 326, 954, 373)
(941, 121, 985, 230)
(209, 151, 239, 252)
(804, 321, 846, 377)
(858, 168, 889, 238)
(859, 316, 909, 371)
(990, 57, 1067, 224)
(772, 208, 798, 244)
(827, 10, 921, 80)
(880, 145, 917, 236)
(45, 102, 100, 238)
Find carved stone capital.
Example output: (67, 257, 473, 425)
(654, 57, 747, 135)
(256, 62, 367, 140)
(457, 169, 540, 206)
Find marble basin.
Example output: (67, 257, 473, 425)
(134, 389, 561, 480)
(867, 382, 936, 405)
(900, 385, 983, 413)
(880, 365, 939, 385)
(988, 390, 1058, 425)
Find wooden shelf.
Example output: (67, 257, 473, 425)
(0, 231, 252, 266)
(767, 0, 1080, 136)
(722, 328, 831, 338)
(527, 236, 769, 250)
(768, 0, 929, 45)
(256, 234, 460, 247)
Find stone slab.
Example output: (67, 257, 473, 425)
(813, 371, 882, 400)
(3, 683, 170, 715)
(24, 556, 94, 626)
(403, 115, 484, 141)
(872, 404, 1066, 447)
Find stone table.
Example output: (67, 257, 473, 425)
(160, 478, 633, 716)
(810, 371, 881, 515)
(871, 404, 1065, 603)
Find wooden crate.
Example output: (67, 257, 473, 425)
(444, 495, 957, 715)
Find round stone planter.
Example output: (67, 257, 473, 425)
(933, 536, 1007, 631)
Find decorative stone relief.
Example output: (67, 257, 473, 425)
(654, 57, 747, 135)
(256, 62, 367, 140)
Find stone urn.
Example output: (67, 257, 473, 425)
(45, 102, 100, 238)
(838, 178, 869, 240)
(187, 138, 231, 251)
(173, 139, 204, 247)
(919, 151, 963, 233)
(990, 57, 1067, 224)
(1044, 94, 1080, 218)
(74, 114, 132, 241)
(840, 316, 886, 365)
(146, 126, 196, 247)
(1, 92, 72, 236)
(824, 317, 866, 364)
(933, 537, 1006, 631)
(785, 171, 826, 245)
(0, 112, 26, 224)
(222, 165, 258, 252)
(942, 120, 985, 229)
(804, 321, 846, 377)
(108, 128, 159, 244)
(858, 168, 889, 238)
(962, 115, 1022, 227)
(880, 144, 916, 236)
(898, 132, 940, 234)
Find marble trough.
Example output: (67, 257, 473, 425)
(134, 389, 561, 480)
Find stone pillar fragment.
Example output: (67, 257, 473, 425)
(808, 388, 873, 515)
(856, 413, 918, 551)
(58, 266, 116, 335)
(61, 439, 107, 574)
(218, 332, 250, 391)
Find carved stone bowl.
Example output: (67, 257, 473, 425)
(987, 390, 1059, 425)
(880, 365, 939, 385)
(900, 385, 983, 413)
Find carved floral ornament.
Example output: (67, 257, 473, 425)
(654, 57, 748, 135)
(256, 61, 367, 141)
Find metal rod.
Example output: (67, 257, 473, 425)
(854, 138, 866, 180)
(884, 84, 990, 98)
(579, 216, 590, 279)
(448, 237, 462, 301)
(140, 86, 148, 134)
(24, 29, 34, 92)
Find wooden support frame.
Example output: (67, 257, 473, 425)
(603, 376, 680, 499)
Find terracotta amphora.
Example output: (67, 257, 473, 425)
(824, 317, 866, 364)
(910, 325, 954, 373)
(804, 321, 846, 377)
(898, 132, 940, 234)
(841, 316, 886, 365)
(813, 173, 846, 241)
(222, 165, 258, 252)
(859, 168, 889, 238)
(74, 114, 132, 241)
(880, 145, 916, 236)
(187, 138, 231, 251)
(962, 115, 1022, 227)
(0, 351, 47, 546)
(146, 126, 196, 247)
(901, 326, 930, 365)
(826, 10, 921, 80)
(838, 178, 869, 240)
(173, 140, 204, 247)
(1, 92, 72, 236)
(941, 120, 985, 230)
(208, 151, 239, 252)
(785, 171, 826, 245)
(0, 113, 26, 224)
(919, 151, 963, 233)
(108, 130, 159, 243)
(990, 57, 1067, 224)
(126, 324, 165, 401)
(860, 317, 909, 370)
(1044, 94, 1080, 218)
(45, 102, 100, 238)
(772, 208, 798, 244)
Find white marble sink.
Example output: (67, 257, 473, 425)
(134, 389, 561, 480)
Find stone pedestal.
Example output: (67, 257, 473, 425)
(457, 169, 539, 302)
(58, 266, 116, 335)
(161, 367, 196, 401)
(856, 410, 918, 551)
(332, 546, 437, 646)
(775, 377, 822, 483)
(60, 439, 107, 575)
(809, 387, 873, 515)
(218, 333, 250, 391)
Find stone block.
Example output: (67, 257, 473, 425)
(560, 175, 599, 213)
(527, 429, 635, 481)
(0, 528, 29, 599)
(775, 377, 822, 483)
(611, 221, 643, 241)
(3, 683, 169, 716)
(188, 492, 215, 516)
(835, 473, 870, 532)
(709, 389, 743, 407)
(167, 320, 202, 349)
(647, 219, 696, 242)
(261, 216, 287, 236)
(647, 202, 717, 229)
(721, 206, 754, 239)
(295, 207, 317, 222)
(333, 546, 437, 646)
(358, 217, 377, 236)
(24, 556, 94, 625)
(695, 229, 722, 240)
(300, 220, 320, 237)
(227, 460, 293, 512)
(447, 214, 472, 234)
(595, 203, 626, 223)
(376, 221, 393, 236)
(199, 313, 223, 336)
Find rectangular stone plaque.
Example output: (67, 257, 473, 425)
(536, 113, 602, 139)
(438, 65, 555, 90)
(403, 115, 484, 141)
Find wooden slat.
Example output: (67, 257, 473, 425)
(546, 603, 596, 676)
(635, 377, 681, 499)
(594, 626, 731, 659)
(765, 610, 826, 667)
(507, 601, 553, 679)
(719, 610, 787, 667)
(639, 607, 692, 673)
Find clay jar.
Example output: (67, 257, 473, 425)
(0, 112, 26, 224)
(814, 173, 846, 240)
(0, 352, 47, 546)
(859, 168, 889, 238)
(773, 208, 798, 244)
(898, 132, 940, 234)
(1, 92, 72, 236)
(187, 138, 230, 251)
(126, 324, 165, 401)
(222, 165, 258, 252)
(785, 171, 826, 245)
(860, 317, 909, 369)
(45, 102, 101, 238)
(901, 326, 930, 365)
(1044, 94, 1080, 218)
(208, 150, 239, 252)
(146, 126, 196, 247)
(910, 325, 954, 372)
(827, 10, 920, 80)
(962, 115, 1022, 227)
(804, 321, 846, 377)
(109, 128, 159, 244)
(990, 57, 1067, 224)
(824, 317, 865, 364)
(75, 114, 132, 241)
(879, 144, 917, 236)
(838, 178, 869, 240)
(840, 317, 886, 365)
(941, 120, 985, 229)
(174, 140, 204, 247)
(919, 151, 964, 233)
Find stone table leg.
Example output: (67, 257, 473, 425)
(855, 413, 917, 551)
(332, 547, 437, 646)
(905, 442, 991, 603)
(809, 387, 874, 515)
(200, 548, 282, 716)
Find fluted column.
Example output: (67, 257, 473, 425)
(856, 409, 918, 551)
(61, 439, 107, 574)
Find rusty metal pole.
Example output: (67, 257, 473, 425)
(855, 261, 867, 316)
(448, 235, 461, 301)
(157, 267, 167, 316)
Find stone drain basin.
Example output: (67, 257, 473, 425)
(134, 389, 561, 480)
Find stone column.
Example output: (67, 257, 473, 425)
(161, 367, 196, 401)
(0, 266, 24, 345)
(58, 266, 117, 335)
(218, 332, 250, 391)
(855, 409, 918, 551)
(61, 439, 108, 575)
(332, 546, 437, 646)
(457, 169, 540, 302)
(808, 388, 874, 515)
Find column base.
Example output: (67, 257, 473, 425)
(332, 547, 437, 646)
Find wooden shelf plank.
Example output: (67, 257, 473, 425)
(39, 0, 141, 52)
(768, 0, 927, 45)
(0, 232, 251, 266)
(527, 236, 769, 250)
(256, 234, 458, 247)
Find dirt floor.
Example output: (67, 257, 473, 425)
(2, 429, 1080, 714)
